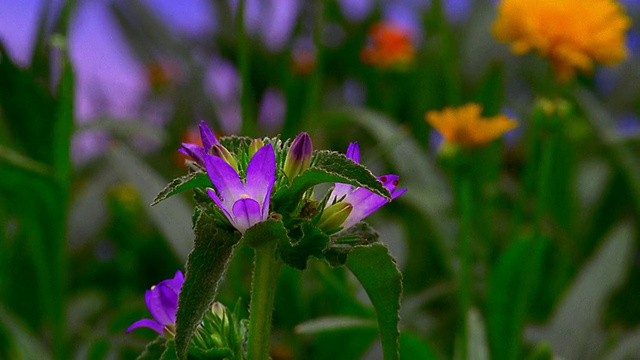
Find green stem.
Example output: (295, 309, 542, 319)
(237, 0, 254, 136)
(247, 240, 282, 360)
(508, 129, 557, 360)
(456, 174, 473, 359)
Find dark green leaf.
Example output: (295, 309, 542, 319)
(346, 243, 402, 360)
(175, 213, 241, 360)
(273, 150, 390, 213)
(152, 172, 211, 206)
(473, 63, 504, 116)
(279, 222, 329, 270)
(242, 218, 290, 249)
(398, 332, 439, 360)
(136, 336, 167, 360)
(295, 316, 377, 335)
(487, 236, 547, 360)
(160, 339, 178, 360)
(334, 222, 380, 245)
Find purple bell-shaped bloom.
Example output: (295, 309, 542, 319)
(205, 143, 276, 233)
(127, 270, 184, 336)
(327, 142, 406, 230)
(179, 120, 218, 166)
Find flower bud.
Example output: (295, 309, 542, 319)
(209, 143, 239, 171)
(318, 202, 353, 231)
(284, 132, 313, 180)
(248, 138, 265, 157)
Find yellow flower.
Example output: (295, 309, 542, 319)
(426, 104, 518, 148)
(361, 22, 416, 69)
(492, 0, 631, 82)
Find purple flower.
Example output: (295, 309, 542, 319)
(179, 120, 218, 165)
(327, 142, 406, 230)
(127, 270, 184, 336)
(205, 144, 276, 233)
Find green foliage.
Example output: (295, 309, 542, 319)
(175, 214, 241, 360)
(152, 172, 212, 206)
(346, 244, 403, 360)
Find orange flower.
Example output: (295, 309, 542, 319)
(426, 104, 518, 148)
(361, 22, 415, 69)
(492, 0, 631, 82)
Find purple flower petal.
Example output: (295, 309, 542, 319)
(126, 319, 164, 335)
(245, 144, 276, 204)
(180, 143, 207, 165)
(158, 284, 179, 324)
(204, 154, 245, 206)
(207, 188, 235, 223)
(145, 287, 173, 327)
(199, 120, 217, 150)
(232, 198, 263, 233)
(346, 142, 360, 163)
(341, 187, 389, 229)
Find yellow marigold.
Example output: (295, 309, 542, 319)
(492, 0, 631, 82)
(426, 104, 518, 147)
(361, 22, 415, 69)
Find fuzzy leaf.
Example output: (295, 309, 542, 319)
(174, 213, 241, 360)
(273, 150, 390, 213)
(346, 243, 402, 360)
(152, 172, 211, 206)
(279, 222, 330, 270)
(136, 336, 167, 360)
(242, 218, 290, 249)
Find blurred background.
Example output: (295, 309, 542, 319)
(1, 0, 640, 359)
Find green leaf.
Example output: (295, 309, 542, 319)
(487, 236, 547, 360)
(152, 172, 212, 206)
(295, 316, 377, 335)
(472, 63, 504, 116)
(174, 213, 241, 360)
(242, 218, 290, 249)
(279, 222, 329, 270)
(467, 309, 489, 360)
(109, 145, 193, 260)
(525, 221, 635, 359)
(346, 243, 402, 360)
(0, 302, 51, 360)
(136, 336, 167, 360)
(273, 150, 390, 213)
(161, 339, 178, 360)
(398, 332, 440, 360)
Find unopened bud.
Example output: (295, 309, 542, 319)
(249, 138, 265, 157)
(284, 132, 313, 180)
(209, 144, 239, 171)
(318, 202, 353, 231)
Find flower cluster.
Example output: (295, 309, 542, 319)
(426, 103, 518, 148)
(361, 22, 416, 69)
(178, 123, 405, 235)
(492, 0, 631, 81)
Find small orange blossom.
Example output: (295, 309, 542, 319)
(426, 103, 518, 148)
(361, 22, 415, 69)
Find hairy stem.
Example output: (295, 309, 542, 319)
(247, 240, 282, 360)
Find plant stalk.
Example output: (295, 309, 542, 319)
(247, 240, 282, 360)
(456, 173, 473, 359)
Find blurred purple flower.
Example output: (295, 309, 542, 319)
(143, 0, 214, 37)
(229, 0, 299, 52)
(127, 270, 184, 336)
(205, 58, 242, 134)
(617, 113, 640, 136)
(442, 0, 473, 24)
(338, 0, 375, 21)
(180, 120, 218, 165)
(205, 144, 276, 233)
(327, 142, 406, 230)
(258, 88, 286, 133)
